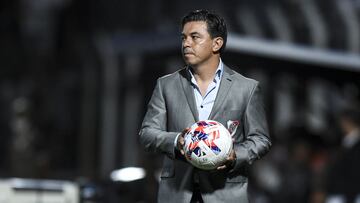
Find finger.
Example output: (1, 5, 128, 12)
(180, 136, 185, 142)
(229, 150, 236, 158)
(180, 149, 185, 155)
(227, 153, 236, 160)
(217, 165, 227, 170)
(182, 128, 190, 134)
(178, 137, 185, 146)
(226, 157, 234, 162)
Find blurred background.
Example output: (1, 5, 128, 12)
(1, 0, 360, 202)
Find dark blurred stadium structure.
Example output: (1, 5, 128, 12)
(1, 0, 360, 202)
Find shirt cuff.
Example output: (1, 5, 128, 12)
(174, 133, 182, 148)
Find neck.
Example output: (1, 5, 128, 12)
(191, 56, 220, 82)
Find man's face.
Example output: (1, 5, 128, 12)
(181, 21, 215, 67)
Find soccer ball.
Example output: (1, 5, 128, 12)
(183, 120, 233, 170)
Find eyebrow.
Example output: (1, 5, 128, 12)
(181, 32, 201, 36)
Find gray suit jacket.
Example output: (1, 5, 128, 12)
(140, 65, 271, 203)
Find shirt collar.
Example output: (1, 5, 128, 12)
(215, 59, 223, 83)
(188, 58, 223, 84)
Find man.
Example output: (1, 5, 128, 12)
(140, 9, 271, 203)
(326, 104, 360, 203)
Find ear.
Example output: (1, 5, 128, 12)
(212, 37, 224, 53)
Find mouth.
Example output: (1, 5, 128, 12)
(183, 52, 195, 58)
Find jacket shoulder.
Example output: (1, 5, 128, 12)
(157, 67, 186, 83)
(227, 66, 259, 87)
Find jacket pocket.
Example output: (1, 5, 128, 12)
(219, 110, 242, 121)
(160, 157, 175, 178)
(219, 110, 244, 142)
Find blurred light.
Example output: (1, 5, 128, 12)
(110, 167, 146, 182)
(82, 186, 96, 199)
(325, 195, 345, 203)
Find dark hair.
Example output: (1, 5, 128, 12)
(181, 9, 227, 54)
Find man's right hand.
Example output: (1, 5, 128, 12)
(177, 128, 190, 156)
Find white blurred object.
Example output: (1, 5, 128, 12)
(253, 161, 281, 193)
(326, 194, 360, 203)
(325, 195, 345, 203)
(110, 167, 146, 182)
(0, 178, 79, 203)
(306, 79, 332, 134)
(356, 194, 360, 203)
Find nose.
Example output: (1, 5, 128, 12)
(182, 36, 191, 47)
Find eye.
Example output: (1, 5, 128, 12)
(192, 35, 199, 40)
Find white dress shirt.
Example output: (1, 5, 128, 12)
(174, 59, 224, 146)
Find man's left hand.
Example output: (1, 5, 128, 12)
(217, 149, 236, 170)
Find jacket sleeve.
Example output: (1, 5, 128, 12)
(231, 83, 271, 172)
(139, 78, 178, 159)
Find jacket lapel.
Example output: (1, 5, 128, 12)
(208, 65, 234, 119)
(179, 67, 199, 121)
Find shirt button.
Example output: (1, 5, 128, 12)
(200, 105, 203, 108)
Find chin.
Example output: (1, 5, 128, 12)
(186, 62, 198, 67)
(184, 60, 193, 66)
